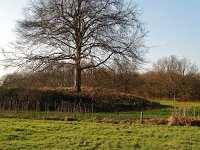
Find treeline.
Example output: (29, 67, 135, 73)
(2, 55, 200, 101)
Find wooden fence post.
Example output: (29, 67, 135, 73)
(140, 112, 144, 124)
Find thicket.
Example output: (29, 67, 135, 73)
(0, 88, 159, 112)
(2, 56, 200, 101)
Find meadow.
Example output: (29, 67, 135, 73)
(0, 101, 200, 149)
(0, 101, 200, 121)
(0, 118, 200, 150)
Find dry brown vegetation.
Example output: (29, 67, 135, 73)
(2, 55, 200, 101)
(168, 115, 200, 127)
(0, 87, 159, 113)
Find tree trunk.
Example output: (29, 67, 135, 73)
(74, 45, 82, 92)
(74, 62, 82, 92)
(74, 7, 82, 92)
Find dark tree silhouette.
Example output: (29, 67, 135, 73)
(3, 0, 147, 92)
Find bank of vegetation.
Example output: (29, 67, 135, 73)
(0, 87, 159, 113)
(2, 55, 200, 101)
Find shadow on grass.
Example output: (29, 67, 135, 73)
(0, 88, 161, 113)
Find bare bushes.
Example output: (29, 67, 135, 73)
(168, 116, 200, 126)
(0, 88, 159, 113)
(168, 108, 200, 126)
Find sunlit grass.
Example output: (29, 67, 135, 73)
(160, 100, 200, 109)
(0, 118, 199, 149)
(0, 101, 200, 149)
(0, 100, 200, 121)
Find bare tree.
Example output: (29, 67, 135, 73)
(153, 55, 198, 76)
(153, 55, 198, 99)
(2, 0, 147, 92)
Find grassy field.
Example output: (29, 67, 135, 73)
(159, 100, 200, 109)
(0, 118, 200, 150)
(0, 101, 200, 121)
(0, 101, 200, 149)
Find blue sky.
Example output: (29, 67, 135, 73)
(136, 0, 200, 70)
(0, 0, 28, 45)
(0, 0, 200, 75)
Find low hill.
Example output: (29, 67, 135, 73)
(0, 88, 160, 112)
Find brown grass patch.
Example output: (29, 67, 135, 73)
(168, 115, 200, 127)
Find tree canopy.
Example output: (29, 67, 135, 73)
(3, 0, 147, 92)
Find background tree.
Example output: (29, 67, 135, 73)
(2, 0, 147, 92)
(112, 60, 138, 93)
(82, 60, 138, 92)
(152, 55, 198, 99)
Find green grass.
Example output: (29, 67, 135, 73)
(0, 118, 200, 150)
(160, 100, 200, 108)
(0, 101, 200, 149)
(0, 101, 200, 121)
